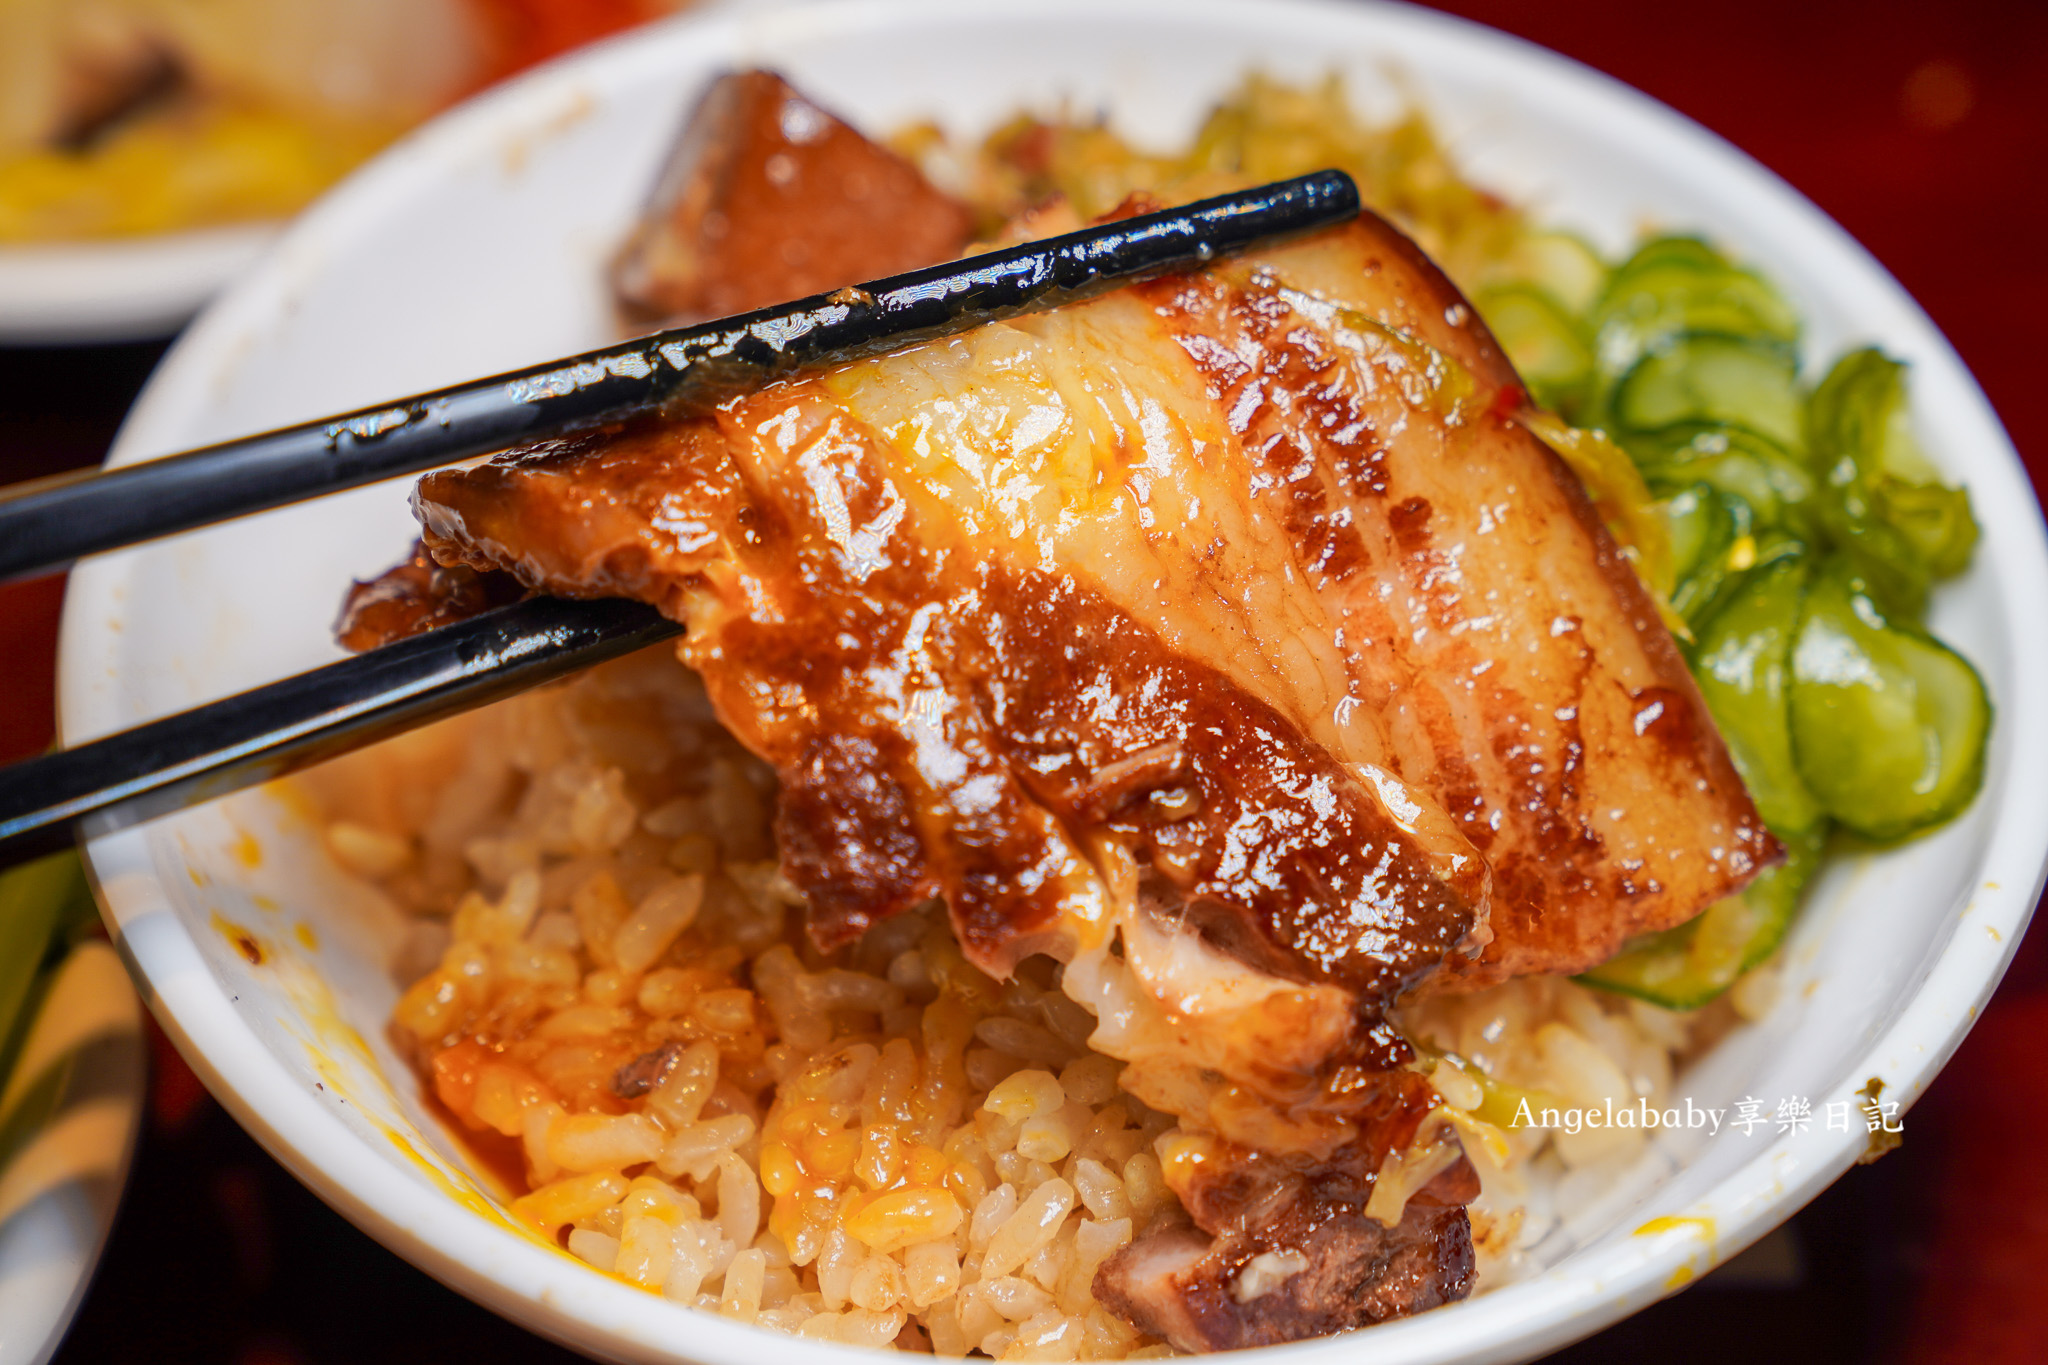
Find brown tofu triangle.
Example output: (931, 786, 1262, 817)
(612, 69, 976, 323)
(381, 205, 1775, 1349)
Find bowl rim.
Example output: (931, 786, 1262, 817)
(60, 0, 2048, 1361)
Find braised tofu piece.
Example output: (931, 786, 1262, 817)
(612, 69, 975, 322)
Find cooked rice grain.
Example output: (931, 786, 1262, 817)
(305, 650, 1186, 1358)
(306, 649, 1705, 1355)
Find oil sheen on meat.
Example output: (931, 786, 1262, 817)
(399, 208, 1775, 1348)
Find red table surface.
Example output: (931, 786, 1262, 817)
(3, 3, 2043, 1361)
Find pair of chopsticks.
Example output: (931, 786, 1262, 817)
(0, 170, 1361, 872)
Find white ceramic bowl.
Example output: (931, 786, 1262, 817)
(59, 1, 2048, 1361)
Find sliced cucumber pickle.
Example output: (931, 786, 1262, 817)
(1478, 283, 1593, 413)
(1504, 230, 1609, 315)
(1562, 244, 1990, 1013)
(1808, 347, 1920, 481)
(1822, 508, 1938, 620)
(1807, 347, 1980, 600)
(1598, 264, 1798, 346)
(1692, 549, 1828, 835)
(1607, 235, 1730, 277)
(1613, 333, 1804, 448)
(1876, 478, 1979, 580)
(1579, 826, 1824, 1011)
(1592, 237, 1800, 377)
(1664, 484, 1730, 585)
(1663, 483, 1755, 627)
(1788, 558, 1990, 842)
(1635, 424, 1817, 536)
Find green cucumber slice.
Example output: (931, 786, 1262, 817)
(1819, 510, 1935, 621)
(1788, 557, 1991, 841)
(1807, 348, 1979, 605)
(1692, 549, 1828, 835)
(1592, 238, 1800, 378)
(1663, 483, 1754, 627)
(1612, 333, 1804, 449)
(1598, 263, 1799, 346)
(1477, 283, 1593, 414)
(1808, 347, 1921, 482)
(1635, 424, 1818, 536)
(1876, 479, 1978, 581)
(1608, 236, 1729, 276)
(1579, 825, 1824, 1011)
(1505, 230, 1609, 315)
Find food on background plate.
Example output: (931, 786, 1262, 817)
(309, 71, 1989, 1355)
(0, 0, 688, 244)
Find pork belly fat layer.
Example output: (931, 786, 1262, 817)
(611, 69, 975, 323)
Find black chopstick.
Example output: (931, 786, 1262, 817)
(0, 170, 1361, 584)
(0, 597, 682, 870)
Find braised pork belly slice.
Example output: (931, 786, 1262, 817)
(611, 70, 975, 324)
(394, 207, 1773, 1346)
(423, 209, 1775, 986)
(413, 396, 1487, 1057)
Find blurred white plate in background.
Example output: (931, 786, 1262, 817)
(0, 225, 275, 345)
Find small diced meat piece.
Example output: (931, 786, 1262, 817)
(334, 541, 525, 652)
(1094, 1160, 1479, 1352)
